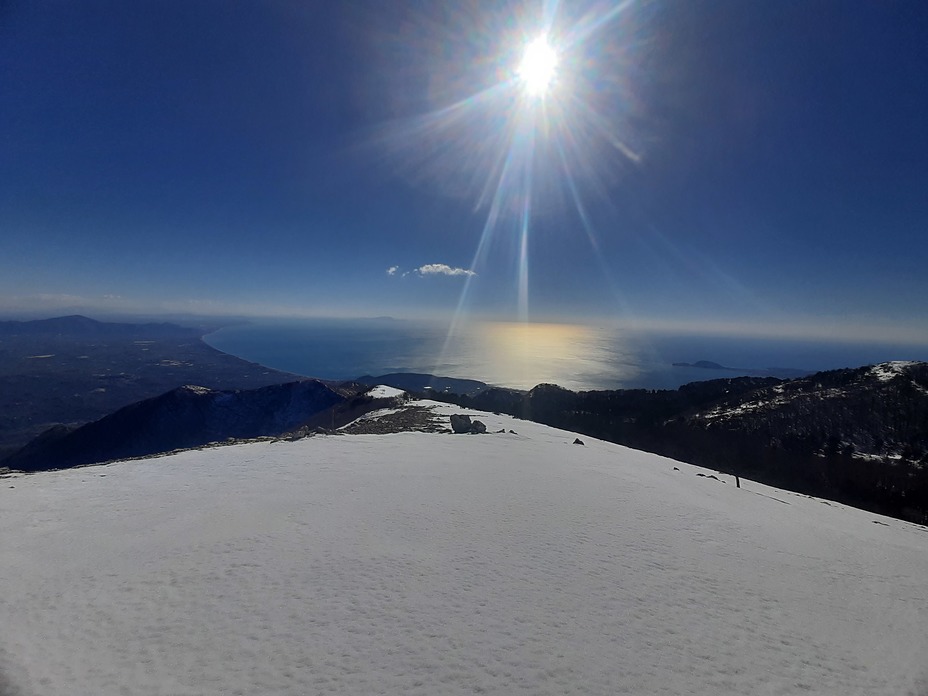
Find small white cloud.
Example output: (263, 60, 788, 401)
(386, 266, 399, 276)
(416, 263, 476, 277)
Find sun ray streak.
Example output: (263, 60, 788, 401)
(439, 132, 523, 361)
(554, 111, 613, 202)
(542, 0, 561, 34)
(392, 82, 513, 137)
(568, 95, 641, 162)
(555, 137, 637, 317)
(476, 119, 521, 211)
(517, 126, 534, 323)
(519, 105, 538, 322)
(562, 0, 636, 49)
(518, 199, 531, 322)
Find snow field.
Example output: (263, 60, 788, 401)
(363, 385, 407, 399)
(2, 401, 927, 695)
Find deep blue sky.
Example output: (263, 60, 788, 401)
(2, 1, 926, 343)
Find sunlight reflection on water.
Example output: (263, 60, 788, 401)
(205, 318, 649, 390)
(433, 322, 642, 391)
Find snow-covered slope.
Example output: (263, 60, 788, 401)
(2, 400, 927, 695)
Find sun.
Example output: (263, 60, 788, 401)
(517, 35, 558, 98)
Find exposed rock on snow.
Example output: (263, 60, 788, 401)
(450, 413, 472, 433)
(340, 405, 446, 434)
(869, 360, 919, 382)
(450, 413, 487, 434)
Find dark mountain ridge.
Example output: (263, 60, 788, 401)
(0, 314, 203, 339)
(2, 380, 350, 472)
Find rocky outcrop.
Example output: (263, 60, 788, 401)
(450, 414, 487, 434)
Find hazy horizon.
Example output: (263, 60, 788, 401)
(4, 306, 928, 351)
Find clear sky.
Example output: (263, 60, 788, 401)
(2, 1, 927, 343)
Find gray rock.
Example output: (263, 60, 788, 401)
(450, 414, 487, 434)
(450, 414, 472, 433)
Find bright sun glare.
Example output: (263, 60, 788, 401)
(517, 35, 558, 98)
(380, 2, 640, 332)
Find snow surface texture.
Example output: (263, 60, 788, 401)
(2, 401, 927, 696)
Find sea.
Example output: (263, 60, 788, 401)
(203, 317, 928, 392)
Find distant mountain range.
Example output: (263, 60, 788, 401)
(0, 314, 203, 338)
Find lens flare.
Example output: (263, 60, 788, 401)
(517, 35, 558, 98)
(370, 0, 644, 342)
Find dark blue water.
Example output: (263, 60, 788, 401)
(204, 318, 927, 391)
